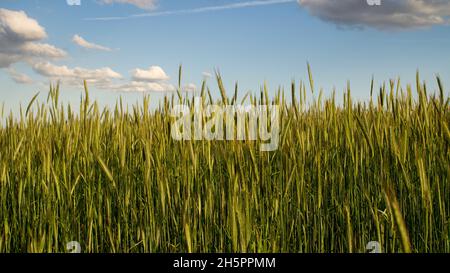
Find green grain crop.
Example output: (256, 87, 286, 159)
(0, 68, 449, 253)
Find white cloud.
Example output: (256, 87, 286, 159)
(0, 9, 66, 67)
(0, 8, 180, 93)
(131, 66, 169, 82)
(99, 65, 179, 92)
(297, 0, 450, 30)
(32, 62, 75, 78)
(72, 35, 113, 51)
(32, 62, 122, 86)
(102, 65, 175, 92)
(31, 62, 177, 93)
(100, 0, 157, 10)
(6, 68, 33, 84)
(0, 9, 46, 40)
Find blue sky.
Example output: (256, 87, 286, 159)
(1, 0, 450, 114)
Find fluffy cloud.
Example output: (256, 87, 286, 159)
(72, 35, 113, 51)
(100, 0, 157, 10)
(32, 62, 122, 86)
(131, 66, 170, 82)
(100, 66, 195, 93)
(0, 9, 66, 68)
(297, 0, 450, 29)
(7, 68, 33, 84)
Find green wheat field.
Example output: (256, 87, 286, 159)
(0, 68, 449, 253)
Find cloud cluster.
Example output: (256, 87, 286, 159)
(0, 8, 182, 92)
(99, 65, 177, 92)
(31, 62, 179, 92)
(100, 0, 157, 10)
(297, 0, 450, 29)
(72, 35, 113, 51)
(0, 8, 66, 68)
(32, 62, 122, 86)
(0, 8, 196, 92)
(99, 67, 198, 93)
(29, 61, 182, 92)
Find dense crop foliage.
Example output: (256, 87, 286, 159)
(0, 71, 449, 253)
